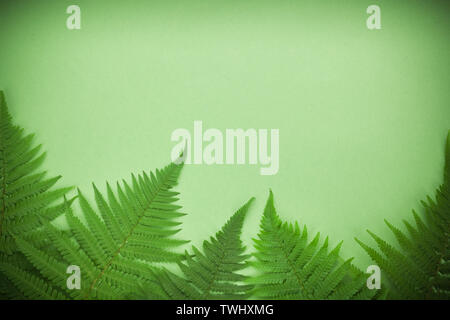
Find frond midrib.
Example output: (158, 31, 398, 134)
(262, 202, 308, 298)
(84, 164, 178, 298)
(277, 229, 308, 297)
(200, 249, 225, 299)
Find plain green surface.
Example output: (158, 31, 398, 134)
(1, 0, 449, 269)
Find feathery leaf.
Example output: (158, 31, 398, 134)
(136, 198, 255, 300)
(250, 191, 377, 300)
(17, 161, 187, 299)
(356, 131, 450, 299)
(0, 91, 72, 299)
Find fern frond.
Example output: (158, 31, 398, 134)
(0, 90, 72, 254)
(138, 198, 255, 300)
(356, 131, 450, 299)
(17, 161, 188, 299)
(0, 262, 67, 300)
(0, 91, 72, 299)
(250, 191, 376, 300)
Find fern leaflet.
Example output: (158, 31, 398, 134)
(137, 198, 255, 299)
(0, 91, 72, 299)
(356, 131, 450, 299)
(249, 191, 377, 299)
(3, 161, 187, 299)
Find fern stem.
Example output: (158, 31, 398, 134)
(201, 246, 226, 299)
(84, 164, 179, 298)
(279, 237, 308, 298)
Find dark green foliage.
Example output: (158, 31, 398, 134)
(1, 89, 448, 300)
(2, 161, 187, 299)
(0, 91, 72, 298)
(249, 191, 377, 299)
(138, 198, 255, 300)
(356, 131, 450, 299)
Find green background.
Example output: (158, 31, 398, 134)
(1, 0, 449, 269)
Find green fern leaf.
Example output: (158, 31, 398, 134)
(0, 91, 72, 299)
(250, 191, 376, 300)
(0, 90, 72, 253)
(15, 161, 187, 299)
(356, 131, 450, 299)
(0, 262, 66, 300)
(137, 198, 255, 300)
